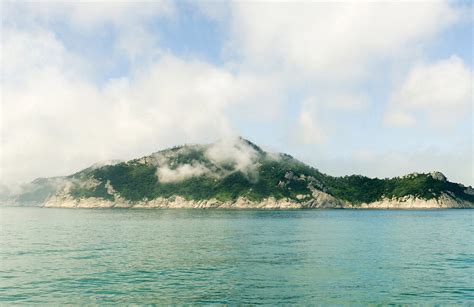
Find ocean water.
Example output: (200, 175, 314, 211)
(0, 207, 473, 304)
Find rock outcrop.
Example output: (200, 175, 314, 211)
(430, 171, 447, 181)
(43, 191, 472, 209)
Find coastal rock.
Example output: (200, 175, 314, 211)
(43, 192, 473, 209)
(354, 193, 472, 209)
(305, 187, 344, 208)
(464, 187, 474, 196)
(430, 171, 447, 181)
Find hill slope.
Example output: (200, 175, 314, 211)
(5, 138, 474, 209)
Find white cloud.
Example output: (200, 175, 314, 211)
(157, 163, 210, 183)
(1, 0, 471, 189)
(2, 1, 174, 30)
(0, 26, 277, 185)
(65, 1, 174, 29)
(205, 137, 260, 179)
(385, 55, 472, 127)
(154, 137, 262, 183)
(224, 1, 460, 80)
(207, 1, 466, 141)
(1, 28, 88, 84)
(295, 97, 327, 145)
(2, 1, 174, 65)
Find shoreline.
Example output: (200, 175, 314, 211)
(41, 193, 473, 210)
(1, 204, 473, 210)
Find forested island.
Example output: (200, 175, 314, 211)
(4, 138, 473, 209)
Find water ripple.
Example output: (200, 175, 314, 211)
(0, 207, 473, 304)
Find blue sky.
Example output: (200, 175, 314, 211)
(1, 1, 473, 186)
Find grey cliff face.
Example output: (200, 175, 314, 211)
(430, 171, 447, 181)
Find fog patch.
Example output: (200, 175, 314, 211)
(153, 137, 263, 183)
(157, 162, 211, 183)
(0, 177, 69, 204)
(205, 137, 260, 180)
(266, 152, 284, 161)
(89, 159, 122, 169)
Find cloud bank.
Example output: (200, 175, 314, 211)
(385, 55, 472, 127)
(1, 1, 472, 186)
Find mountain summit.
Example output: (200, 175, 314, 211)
(6, 137, 474, 209)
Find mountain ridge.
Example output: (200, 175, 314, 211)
(3, 137, 474, 209)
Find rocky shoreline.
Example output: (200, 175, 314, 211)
(43, 192, 473, 209)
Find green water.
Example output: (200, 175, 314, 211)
(0, 207, 473, 304)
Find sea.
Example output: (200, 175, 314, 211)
(0, 207, 473, 304)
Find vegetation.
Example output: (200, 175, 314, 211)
(78, 149, 323, 202)
(69, 182, 114, 201)
(93, 162, 157, 201)
(324, 174, 474, 204)
(14, 139, 472, 205)
(16, 178, 59, 204)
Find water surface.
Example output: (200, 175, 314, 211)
(1, 207, 473, 304)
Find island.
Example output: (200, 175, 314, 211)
(4, 137, 473, 209)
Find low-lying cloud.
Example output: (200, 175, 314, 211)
(157, 162, 210, 183)
(205, 137, 260, 179)
(154, 137, 262, 183)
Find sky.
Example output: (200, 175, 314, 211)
(1, 0, 473, 186)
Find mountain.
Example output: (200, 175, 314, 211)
(4, 137, 474, 209)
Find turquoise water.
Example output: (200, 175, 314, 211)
(0, 207, 473, 304)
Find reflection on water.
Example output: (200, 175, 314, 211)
(0, 207, 473, 304)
